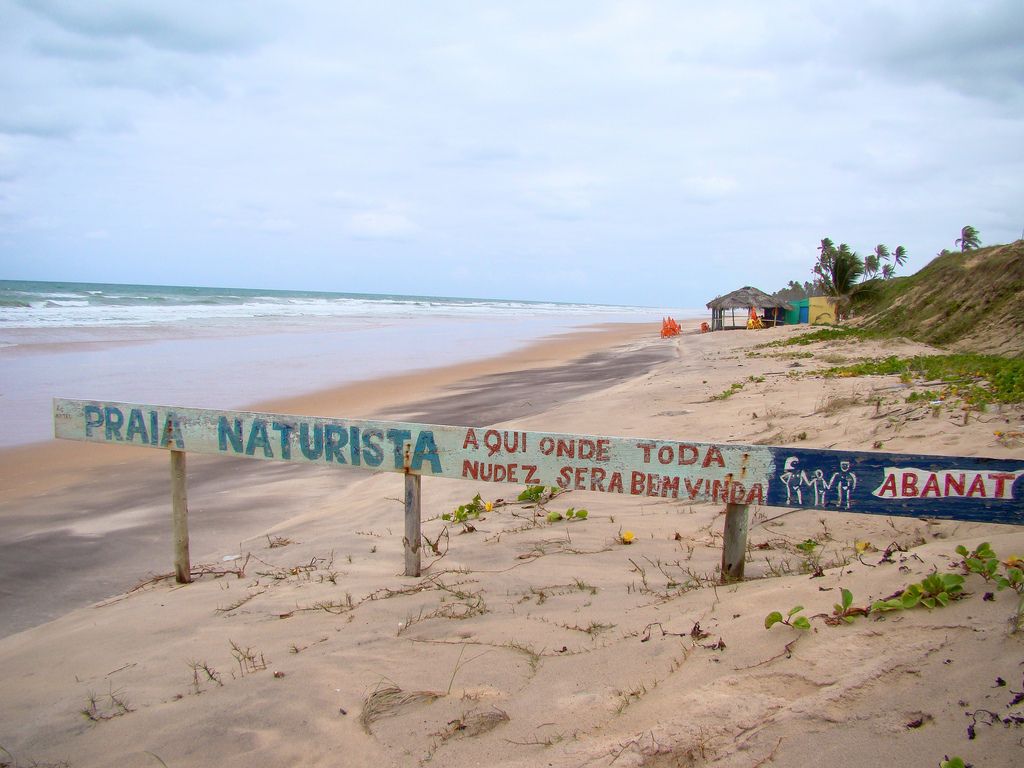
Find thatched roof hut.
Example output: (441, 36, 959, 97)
(706, 286, 792, 330)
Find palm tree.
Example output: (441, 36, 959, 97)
(874, 244, 890, 263)
(955, 226, 981, 252)
(881, 263, 896, 279)
(813, 241, 865, 320)
(892, 245, 907, 267)
(864, 253, 880, 278)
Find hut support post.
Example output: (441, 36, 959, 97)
(721, 502, 749, 582)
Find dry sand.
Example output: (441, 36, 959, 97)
(1, 323, 1023, 768)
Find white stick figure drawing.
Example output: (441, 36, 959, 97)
(780, 457, 803, 504)
(803, 467, 832, 507)
(829, 460, 857, 509)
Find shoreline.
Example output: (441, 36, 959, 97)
(0, 322, 659, 496)
(0, 315, 678, 448)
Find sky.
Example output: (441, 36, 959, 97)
(0, 1, 1022, 307)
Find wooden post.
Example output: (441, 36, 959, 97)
(170, 449, 192, 584)
(721, 502, 749, 582)
(403, 473, 422, 577)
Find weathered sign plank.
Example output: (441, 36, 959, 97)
(53, 398, 1024, 525)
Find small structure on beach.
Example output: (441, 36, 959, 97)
(706, 286, 791, 331)
(784, 296, 836, 326)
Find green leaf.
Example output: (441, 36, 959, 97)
(565, 507, 576, 518)
(441, 513, 452, 521)
(575, 509, 588, 520)
(921, 597, 936, 609)
(901, 591, 921, 609)
(792, 616, 811, 630)
(841, 588, 853, 610)
(955, 545, 968, 556)
(943, 573, 965, 589)
(545, 510, 563, 523)
(787, 605, 804, 618)
(764, 611, 783, 629)
(935, 592, 950, 607)
(517, 486, 544, 502)
(871, 599, 902, 613)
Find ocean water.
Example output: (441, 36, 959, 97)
(0, 280, 659, 329)
(0, 280, 698, 447)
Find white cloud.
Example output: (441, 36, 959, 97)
(0, 1, 1021, 305)
(519, 170, 602, 218)
(346, 209, 416, 239)
(679, 175, 738, 203)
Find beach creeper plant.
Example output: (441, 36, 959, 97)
(516, 485, 588, 525)
(870, 572, 965, 612)
(765, 543, 1024, 633)
(441, 493, 491, 531)
(830, 588, 868, 625)
(545, 507, 589, 523)
(764, 605, 811, 630)
(956, 542, 1000, 582)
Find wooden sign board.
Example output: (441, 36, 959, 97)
(54, 399, 1024, 525)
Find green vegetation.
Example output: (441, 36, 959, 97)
(764, 542, 1024, 632)
(821, 353, 1024, 405)
(872, 573, 965, 612)
(763, 327, 873, 347)
(955, 225, 981, 252)
(852, 240, 1023, 353)
(812, 239, 868, 319)
(440, 487, 586, 531)
(710, 382, 744, 400)
(441, 493, 489, 527)
(764, 605, 810, 630)
(517, 485, 559, 503)
(775, 232, 1022, 358)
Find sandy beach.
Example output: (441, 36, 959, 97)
(1, 322, 1023, 768)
